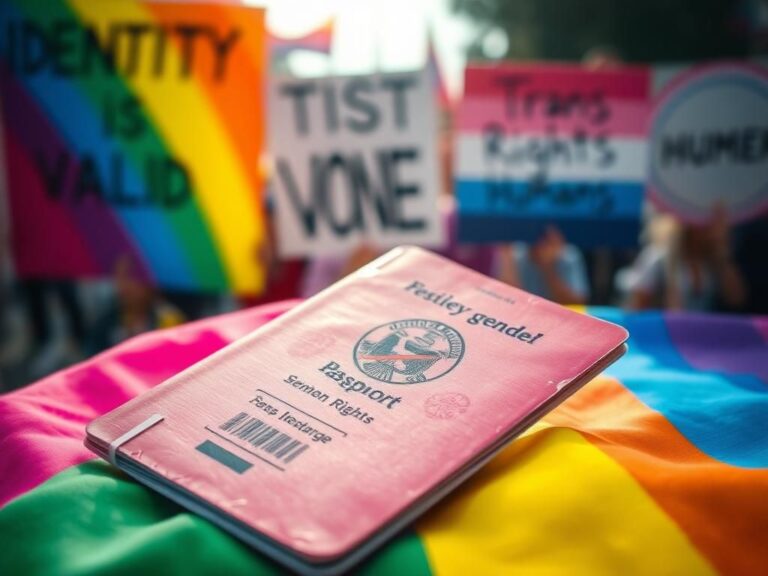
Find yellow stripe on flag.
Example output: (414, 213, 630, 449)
(417, 427, 715, 575)
(70, 0, 264, 293)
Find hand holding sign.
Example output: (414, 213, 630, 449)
(529, 226, 566, 269)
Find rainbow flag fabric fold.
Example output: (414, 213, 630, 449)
(1, 303, 766, 575)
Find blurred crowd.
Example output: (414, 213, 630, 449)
(1, 108, 765, 392)
(2, 37, 767, 392)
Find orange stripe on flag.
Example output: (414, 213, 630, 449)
(145, 2, 266, 219)
(70, 0, 267, 292)
(546, 375, 768, 576)
(417, 425, 716, 575)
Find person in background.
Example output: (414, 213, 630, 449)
(0, 178, 86, 381)
(87, 255, 184, 354)
(624, 205, 746, 311)
(496, 226, 589, 305)
(21, 279, 86, 379)
(301, 243, 379, 298)
(580, 45, 639, 305)
(732, 213, 768, 314)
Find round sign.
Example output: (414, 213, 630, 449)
(353, 319, 465, 384)
(649, 63, 768, 223)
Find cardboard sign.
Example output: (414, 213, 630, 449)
(269, 70, 443, 256)
(0, 0, 267, 294)
(456, 64, 650, 247)
(650, 62, 768, 223)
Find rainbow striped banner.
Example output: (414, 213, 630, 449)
(268, 18, 334, 62)
(456, 64, 650, 247)
(0, 301, 766, 575)
(0, 0, 267, 294)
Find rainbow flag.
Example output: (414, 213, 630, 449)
(268, 18, 334, 62)
(0, 0, 267, 294)
(0, 301, 766, 574)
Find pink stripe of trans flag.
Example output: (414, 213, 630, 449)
(0, 300, 298, 507)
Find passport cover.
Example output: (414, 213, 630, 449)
(85, 246, 628, 574)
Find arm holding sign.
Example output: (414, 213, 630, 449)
(496, 244, 522, 288)
(529, 227, 588, 306)
(625, 206, 746, 312)
(496, 228, 589, 305)
(625, 246, 667, 310)
(340, 244, 381, 278)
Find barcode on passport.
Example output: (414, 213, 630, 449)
(220, 411, 309, 464)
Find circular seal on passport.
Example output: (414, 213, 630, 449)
(353, 319, 465, 384)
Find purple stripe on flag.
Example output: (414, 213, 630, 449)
(666, 313, 768, 385)
(2, 76, 150, 282)
(753, 318, 768, 345)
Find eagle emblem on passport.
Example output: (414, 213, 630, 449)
(353, 319, 465, 384)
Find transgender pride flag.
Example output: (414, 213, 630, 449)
(456, 64, 649, 247)
(1, 302, 767, 575)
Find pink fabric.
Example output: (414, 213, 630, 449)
(458, 98, 649, 137)
(0, 300, 298, 507)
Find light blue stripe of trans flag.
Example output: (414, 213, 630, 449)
(456, 180, 644, 218)
(0, 2, 194, 287)
(591, 307, 768, 469)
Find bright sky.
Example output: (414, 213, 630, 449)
(247, 0, 476, 96)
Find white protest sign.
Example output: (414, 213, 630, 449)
(269, 70, 443, 256)
(650, 62, 768, 223)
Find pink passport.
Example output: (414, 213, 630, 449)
(85, 246, 628, 574)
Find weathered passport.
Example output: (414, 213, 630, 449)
(85, 246, 628, 575)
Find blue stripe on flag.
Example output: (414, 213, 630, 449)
(456, 179, 645, 218)
(590, 308, 768, 469)
(0, 3, 195, 288)
(458, 214, 640, 247)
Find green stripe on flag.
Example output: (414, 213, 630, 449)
(14, 0, 228, 290)
(0, 460, 433, 575)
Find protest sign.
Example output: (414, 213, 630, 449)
(269, 70, 443, 256)
(650, 61, 768, 223)
(0, 0, 267, 294)
(456, 64, 650, 247)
